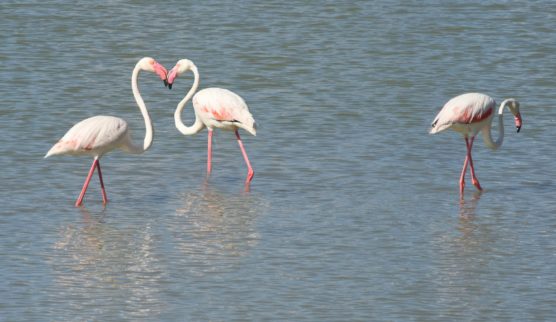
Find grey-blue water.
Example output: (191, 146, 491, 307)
(2, 1, 556, 320)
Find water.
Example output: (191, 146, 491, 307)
(1, 0, 556, 320)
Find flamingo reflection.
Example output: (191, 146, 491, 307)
(50, 207, 164, 317)
(171, 186, 267, 274)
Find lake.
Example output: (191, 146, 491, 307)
(1, 0, 556, 320)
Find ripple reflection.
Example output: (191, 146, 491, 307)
(170, 184, 267, 275)
(49, 207, 165, 319)
(458, 191, 482, 220)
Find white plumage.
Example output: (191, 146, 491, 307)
(430, 92, 495, 135)
(45, 115, 128, 157)
(193, 87, 256, 136)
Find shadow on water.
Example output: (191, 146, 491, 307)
(48, 206, 165, 319)
(170, 183, 268, 275)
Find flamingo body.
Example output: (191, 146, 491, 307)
(193, 88, 256, 136)
(430, 93, 495, 136)
(430, 92, 522, 196)
(45, 115, 129, 158)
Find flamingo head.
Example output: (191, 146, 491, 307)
(505, 99, 522, 133)
(167, 59, 196, 90)
(138, 57, 168, 87)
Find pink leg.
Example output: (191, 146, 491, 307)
(96, 159, 108, 204)
(235, 130, 254, 183)
(459, 153, 470, 196)
(460, 137, 471, 196)
(207, 129, 213, 176)
(466, 137, 482, 191)
(75, 159, 98, 207)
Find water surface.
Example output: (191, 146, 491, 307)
(1, 0, 556, 320)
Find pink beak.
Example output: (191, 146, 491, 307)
(152, 61, 168, 85)
(167, 67, 178, 89)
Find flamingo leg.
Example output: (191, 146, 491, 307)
(235, 130, 254, 183)
(459, 145, 470, 196)
(75, 158, 98, 207)
(207, 129, 213, 176)
(96, 159, 108, 204)
(466, 136, 482, 191)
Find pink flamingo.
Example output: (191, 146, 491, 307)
(430, 93, 522, 195)
(167, 59, 256, 184)
(45, 57, 168, 207)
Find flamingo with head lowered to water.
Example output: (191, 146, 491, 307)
(430, 92, 522, 195)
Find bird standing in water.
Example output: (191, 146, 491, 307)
(430, 92, 522, 195)
(45, 57, 168, 206)
(167, 58, 256, 186)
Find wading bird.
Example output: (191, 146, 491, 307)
(167, 59, 256, 185)
(45, 57, 168, 206)
(430, 92, 522, 195)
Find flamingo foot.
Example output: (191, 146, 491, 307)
(246, 169, 254, 184)
(459, 180, 465, 196)
(472, 179, 483, 191)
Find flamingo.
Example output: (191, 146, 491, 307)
(45, 57, 168, 207)
(167, 58, 256, 184)
(430, 92, 522, 195)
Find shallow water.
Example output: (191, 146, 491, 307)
(1, 0, 556, 320)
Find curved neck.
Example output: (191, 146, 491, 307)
(128, 63, 154, 153)
(174, 65, 205, 135)
(482, 100, 511, 150)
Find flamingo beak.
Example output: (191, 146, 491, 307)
(152, 61, 169, 87)
(515, 112, 522, 133)
(167, 67, 178, 90)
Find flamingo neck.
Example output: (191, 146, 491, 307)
(482, 100, 510, 150)
(128, 63, 154, 153)
(174, 65, 205, 135)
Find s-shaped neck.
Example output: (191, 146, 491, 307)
(128, 63, 154, 153)
(174, 64, 204, 135)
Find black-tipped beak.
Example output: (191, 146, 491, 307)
(168, 83, 172, 90)
(164, 79, 168, 87)
(515, 113, 522, 133)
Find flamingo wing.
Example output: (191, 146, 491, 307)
(193, 88, 256, 135)
(430, 93, 495, 134)
(45, 115, 128, 157)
